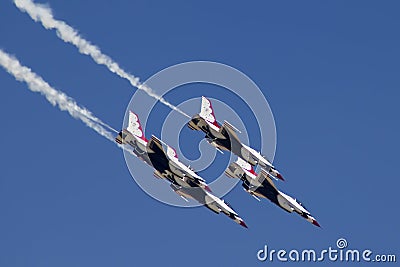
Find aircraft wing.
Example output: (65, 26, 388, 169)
(256, 169, 279, 193)
(147, 135, 207, 187)
(218, 121, 267, 167)
(170, 184, 247, 228)
(219, 120, 241, 142)
(146, 135, 168, 162)
(228, 161, 281, 203)
(146, 135, 170, 169)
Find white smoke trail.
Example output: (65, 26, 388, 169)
(0, 49, 118, 143)
(14, 0, 191, 119)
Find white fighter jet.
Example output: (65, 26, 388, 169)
(187, 96, 284, 181)
(225, 157, 320, 227)
(116, 111, 248, 228)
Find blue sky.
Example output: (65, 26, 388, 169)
(1, 0, 399, 266)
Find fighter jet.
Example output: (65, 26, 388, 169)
(116, 111, 209, 190)
(116, 111, 248, 228)
(225, 157, 320, 227)
(187, 96, 284, 181)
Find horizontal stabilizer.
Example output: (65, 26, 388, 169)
(150, 135, 162, 146)
(222, 120, 241, 133)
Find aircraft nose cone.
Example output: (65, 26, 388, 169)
(239, 220, 248, 228)
(312, 219, 321, 227)
(204, 185, 212, 192)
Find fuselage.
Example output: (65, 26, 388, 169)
(189, 115, 269, 166)
(116, 129, 151, 165)
(226, 165, 319, 227)
(188, 115, 231, 151)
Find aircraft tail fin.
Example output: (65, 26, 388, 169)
(199, 96, 220, 127)
(126, 111, 148, 142)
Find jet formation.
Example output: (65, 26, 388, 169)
(116, 111, 247, 228)
(116, 97, 320, 228)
